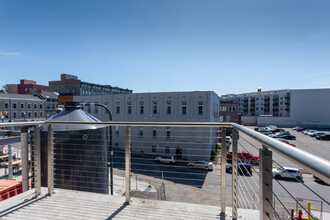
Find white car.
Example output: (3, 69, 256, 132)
(272, 167, 303, 181)
(187, 160, 213, 170)
(155, 155, 176, 164)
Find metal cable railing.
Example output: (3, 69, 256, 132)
(0, 121, 329, 220)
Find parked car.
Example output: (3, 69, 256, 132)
(258, 130, 272, 136)
(292, 126, 303, 131)
(155, 155, 176, 164)
(226, 163, 252, 175)
(302, 130, 310, 135)
(274, 134, 296, 140)
(227, 150, 259, 164)
(278, 139, 296, 147)
(311, 132, 325, 137)
(307, 130, 317, 136)
(187, 160, 213, 170)
(269, 131, 290, 138)
(316, 134, 330, 140)
(272, 167, 303, 181)
(295, 127, 305, 132)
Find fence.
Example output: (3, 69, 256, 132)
(0, 121, 329, 220)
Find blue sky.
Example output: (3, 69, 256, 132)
(1, 0, 330, 96)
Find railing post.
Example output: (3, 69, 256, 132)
(48, 125, 54, 196)
(8, 144, 13, 179)
(21, 126, 29, 192)
(125, 126, 131, 204)
(34, 126, 41, 197)
(220, 127, 227, 216)
(232, 128, 238, 220)
(259, 145, 274, 220)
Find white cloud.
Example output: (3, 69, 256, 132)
(295, 30, 330, 46)
(309, 71, 330, 77)
(0, 51, 22, 56)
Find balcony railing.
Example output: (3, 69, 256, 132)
(0, 121, 329, 220)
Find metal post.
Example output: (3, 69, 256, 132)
(221, 127, 227, 216)
(21, 126, 29, 192)
(48, 125, 54, 196)
(34, 126, 41, 197)
(8, 144, 13, 179)
(125, 126, 131, 204)
(232, 128, 238, 220)
(259, 145, 274, 220)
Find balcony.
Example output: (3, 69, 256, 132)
(0, 121, 329, 220)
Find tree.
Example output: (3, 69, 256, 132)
(0, 84, 7, 93)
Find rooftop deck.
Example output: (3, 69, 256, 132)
(0, 188, 259, 220)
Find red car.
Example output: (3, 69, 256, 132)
(227, 150, 259, 164)
(278, 139, 296, 147)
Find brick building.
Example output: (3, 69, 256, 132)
(7, 80, 49, 95)
(49, 74, 132, 96)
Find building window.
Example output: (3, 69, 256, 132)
(152, 127, 157, 137)
(139, 128, 144, 137)
(34, 112, 38, 117)
(34, 103, 37, 109)
(40, 104, 43, 109)
(21, 103, 25, 109)
(21, 112, 25, 118)
(226, 115, 230, 122)
(165, 147, 170, 154)
(116, 103, 120, 114)
(140, 102, 144, 114)
(28, 112, 31, 117)
(40, 112, 43, 117)
(28, 103, 31, 109)
(153, 102, 158, 114)
(220, 116, 224, 122)
(127, 102, 132, 114)
(13, 112, 17, 118)
(13, 103, 17, 109)
(115, 126, 119, 135)
(166, 102, 172, 114)
(166, 127, 171, 138)
(25, 88, 27, 92)
(198, 102, 203, 115)
(95, 106, 98, 114)
(181, 102, 187, 115)
(152, 145, 157, 153)
(47, 104, 50, 109)
(4, 103, 9, 109)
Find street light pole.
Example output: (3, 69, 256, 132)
(81, 102, 113, 195)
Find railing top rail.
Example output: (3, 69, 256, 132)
(232, 123, 330, 184)
(43, 121, 233, 127)
(0, 121, 45, 127)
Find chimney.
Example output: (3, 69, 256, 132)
(257, 87, 262, 92)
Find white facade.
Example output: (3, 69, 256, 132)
(74, 91, 220, 160)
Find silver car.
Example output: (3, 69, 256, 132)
(155, 155, 176, 164)
(272, 167, 303, 181)
(187, 160, 213, 170)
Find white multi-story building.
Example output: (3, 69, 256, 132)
(74, 91, 220, 160)
(0, 93, 46, 122)
(221, 88, 330, 128)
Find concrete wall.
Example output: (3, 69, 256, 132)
(242, 116, 257, 126)
(290, 89, 330, 128)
